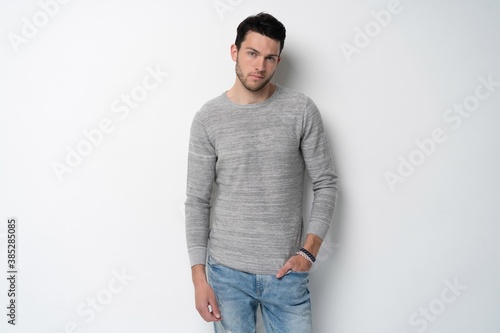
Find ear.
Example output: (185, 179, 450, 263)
(277, 56, 281, 64)
(230, 44, 238, 62)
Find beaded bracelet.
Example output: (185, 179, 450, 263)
(299, 247, 316, 263)
(296, 250, 313, 263)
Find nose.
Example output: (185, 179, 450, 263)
(254, 56, 265, 72)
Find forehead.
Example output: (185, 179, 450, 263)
(240, 31, 281, 54)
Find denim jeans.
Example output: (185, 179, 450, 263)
(207, 256, 312, 333)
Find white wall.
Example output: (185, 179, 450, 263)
(1, 0, 499, 332)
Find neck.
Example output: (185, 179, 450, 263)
(226, 81, 276, 105)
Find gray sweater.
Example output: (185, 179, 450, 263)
(185, 84, 339, 275)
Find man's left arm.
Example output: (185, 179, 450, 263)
(276, 98, 339, 278)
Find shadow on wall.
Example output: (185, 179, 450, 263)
(279, 49, 345, 333)
(273, 53, 297, 88)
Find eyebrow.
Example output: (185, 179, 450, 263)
(245, 47, 279, 58)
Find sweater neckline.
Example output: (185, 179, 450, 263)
(221, 84, 282, 110)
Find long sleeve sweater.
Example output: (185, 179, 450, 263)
(185, 84, 339, 275)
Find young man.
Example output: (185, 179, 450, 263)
(185, 12, 339, 333)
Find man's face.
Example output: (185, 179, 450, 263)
(232, 31, 281, 92)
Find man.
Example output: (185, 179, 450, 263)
(185, 12, 338, 333)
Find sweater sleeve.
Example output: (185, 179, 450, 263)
(301, 98, 339, 240)
(185, 112, 216, 267)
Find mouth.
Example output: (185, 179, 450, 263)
(249, 74, 264, 80)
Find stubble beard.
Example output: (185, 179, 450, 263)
(235, 59, 274, 92)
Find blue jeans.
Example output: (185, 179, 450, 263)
(207, 256, 312, 333)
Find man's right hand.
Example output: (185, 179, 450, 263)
(192, 264, 221, 322)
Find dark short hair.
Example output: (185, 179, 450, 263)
(235, 12, 286, 54)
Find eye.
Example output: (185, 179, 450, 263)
(266, 57, 276, 62)
(247, 51, 256, 57)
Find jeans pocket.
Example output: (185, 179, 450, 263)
(287, 270, 310, 277)
(284, 270, 310, 287)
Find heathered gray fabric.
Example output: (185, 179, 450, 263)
(185, 84, 338, 275)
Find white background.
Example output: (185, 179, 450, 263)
(1, 0, 500, 332)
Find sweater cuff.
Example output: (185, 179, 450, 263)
(307, 220, 331, 241)
(188, 247, 208, 267)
